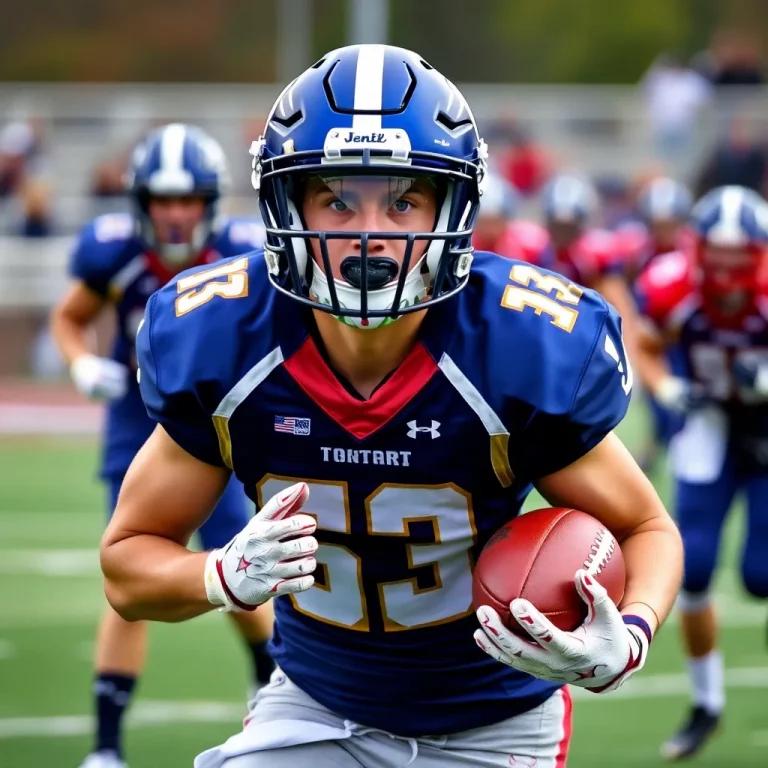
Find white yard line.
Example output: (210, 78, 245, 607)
(0, 700, 246, 739)
(1, 668, 768, 739)
(571, 666, 768, 701)
(752, 731, 768, 748)
(0, 639, 15, 660)
(0, 549, 100, 575)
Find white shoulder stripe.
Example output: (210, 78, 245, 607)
(214, 346, 285, 420)
(107, 255, 145, 295)
(438, 353, 507, 435)
(438, 352, 514, 487)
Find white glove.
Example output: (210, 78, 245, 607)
(204, 482, 318, 612)
(70, 354, 129, 401)
(653, 376, 702, 414)
(473, 569, 652, 693)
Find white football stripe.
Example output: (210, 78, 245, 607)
(710, 186, 747, 246)
(159, 123, 186, 175)
(352, 44, 385, 132)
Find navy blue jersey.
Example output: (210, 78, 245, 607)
(137, 250, 631, 736)
(69, 213, 265, 477)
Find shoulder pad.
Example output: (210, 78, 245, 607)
(145, 250, 277, 388)
(137, 250, 279, 464)
(462, 254, 618, 415)
(575, 228, 622, 274)
(215, 217, 266, 256)
(456, 253, 631, 478)
(506, 220, 550, 264)
(69, 214, 140, 294)
(636, 250, 695, 326)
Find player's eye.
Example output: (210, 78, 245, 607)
(391, 198, 413, 214)
(330, 198, 350, 213)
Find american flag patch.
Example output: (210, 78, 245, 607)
(274, 415, 311, 436)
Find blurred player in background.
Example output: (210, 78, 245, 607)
(619, 176, 693, 471)
(471, 173, 521, 257)
(99, 45, 682, 768)
(50, 123, 274, 768)
(634, 185, 768, 760)
(538, 173, 639, 324)
(619, 176, 694, 282)
(508, 172, 642, 360)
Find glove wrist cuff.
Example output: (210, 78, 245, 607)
(654, 375, 684, 407)
(204, 549, 234, 612)
(622, 614, 653, 644)
(70, 353, 95, 376)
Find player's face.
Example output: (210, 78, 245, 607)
(701, 244, 760, 314)
(475, 214, 508, 245)
(548, 220, 581, 249)
(650, 219, 680, 250)
(147, 196, 206, 246)
(301, 175, 438, 281)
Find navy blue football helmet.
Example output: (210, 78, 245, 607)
(250, 44, 488, 328)
(637, 177, 692, 223)
(127, 123, 229, 265)
(541, 173, 598, 226)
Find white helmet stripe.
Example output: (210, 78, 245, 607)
(160, 123, 187, 175)
(650, 178, 676, 218)
(710, 186, 747, 246)
(552, 177, 582, 220)
(149, 123, 193, 193)
(352, 44, 386, 133)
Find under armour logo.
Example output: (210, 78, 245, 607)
(406, 420, 441, 439)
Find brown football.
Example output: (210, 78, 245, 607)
(473, 507, 626, 637)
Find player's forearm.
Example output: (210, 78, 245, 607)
(101, 536, 213, 622)
(618, 516, 683, 634)
(49, 309, 93, 365)
(633, 340, 672, 393)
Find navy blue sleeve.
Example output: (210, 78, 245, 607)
(136, 292, 226, 467)
(216, 218, 266, 257)
(68, 215, 136, 297)
(521, 307, 632, 479)
(68, 222, 113, 297)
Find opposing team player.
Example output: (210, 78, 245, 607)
(471, 173, 521, 258)
(621, 177, 694, 471)
(50, 124, 274, 768)
(634, 185, 768, 760)
(100, 46, 682, 767)
(619, 176, 694, 282)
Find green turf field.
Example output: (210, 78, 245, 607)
(0, 404, 766, 767)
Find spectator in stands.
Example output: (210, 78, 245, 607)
(0, 116, 54, 236)
(495, 119, 551, 198)
(640, 52, 711, 172)
(706, 30, 765, 87)
(693, 115, 768, 199)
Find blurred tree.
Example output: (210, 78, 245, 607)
(0, 0, 765, 83)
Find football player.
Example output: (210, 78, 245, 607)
(633, 185, 768, 760)
(100, 46, 682, 768)
(620, 176, 694, 282)
(620, 177, 693, 472)
(471, 173, 521, 258)
(50, 124, 274, 768)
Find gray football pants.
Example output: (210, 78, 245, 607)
(195, 670, 573, 768)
